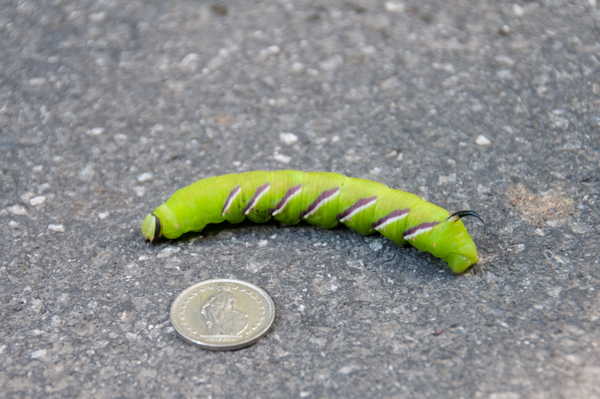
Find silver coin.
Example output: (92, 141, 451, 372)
(170, 278, 275, 350)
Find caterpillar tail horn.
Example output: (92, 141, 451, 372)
(448, 210, 486, 233)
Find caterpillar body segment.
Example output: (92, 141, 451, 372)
(300, 172, 346, 229)
(142, 170, 481, 273)
(338, 177, 388, 235)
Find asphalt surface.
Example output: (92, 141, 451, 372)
(1, 0, 600, 398)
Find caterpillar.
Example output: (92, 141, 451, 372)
(142, 170, 484, 273)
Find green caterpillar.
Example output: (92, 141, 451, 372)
(142, 170, 483, 273)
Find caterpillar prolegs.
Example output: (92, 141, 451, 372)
(142, 171, 483, 273)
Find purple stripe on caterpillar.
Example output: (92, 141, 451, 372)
(271, 184, 302, 216)
(403, 222, 439, 241)
(299, 187, 340, 219)
(222, 185, 241, 215)
(336, 196, 378, 222)
(372, 208, 410, 231)
(243, 182, 270, 215)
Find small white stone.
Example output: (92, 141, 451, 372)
(98, 211, 110, 219)
(361, 44, 376, 55)
(257, 239, 269, 248)
(338, 364, 360, 374)
(298, 304, 305, 312)
(588, 0, 597, 7)
(133, 186, 146, 197)
(549, 111, 569, 129)
(260, 46, 279, 57)
(86, 127, 104, 136)
(497, 69, 512, 80)
(246, 261, 265, 273)
(369, 167, 381, 176)
(370, 240, 383, 251)
(267, 45, 281, 55)
(8, 205, 28, 216)
(512, 3, 525, 17)
(384, 1, 405, 13)
(88, 11, 106, 22)
(495, 55, 515, 66)
(290, 62, 305, 73)
(279, 132, 298, 145)
(125, 332, 138, 341)
(9, 220, 18, 227)
(180, 53, 200, 69)
(30, 349, 47, 359)
(32, 165, 43, 172)
(137, 172, 154, 182)
(29, 196, 46, 206)
(438, 173, 457, 185)
(432, 62, 455, 73)
(331, 135, 340, 143)
(157, 247, 180, 259)
(380, 76, 400, 91)
(114, 134, 128, 142)
(180, 53, 200, 67)
(319, 55, 342, 71)
(489, 392, 521, 399)
(78, 165, 94, 180)
(475, 135, 492, 146)
(48, 224, 65, 232)
(273, 153, 292, 164)
(307, 68, 319, 76)
(21, 192, 35, 202)
(29, 77, 47, 86)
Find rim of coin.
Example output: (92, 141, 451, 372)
(170, 278, 275, 351)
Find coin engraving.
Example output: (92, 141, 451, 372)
(170, 279, 275, 350)
(201, 291, 248, 336)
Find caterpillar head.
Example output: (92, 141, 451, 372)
(142, 214, 161, 242)
(142, 204, 184, 241)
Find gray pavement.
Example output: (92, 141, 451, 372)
(1, 0, 600, 398)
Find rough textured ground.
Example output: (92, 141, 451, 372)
(1, 0, 600, 398)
